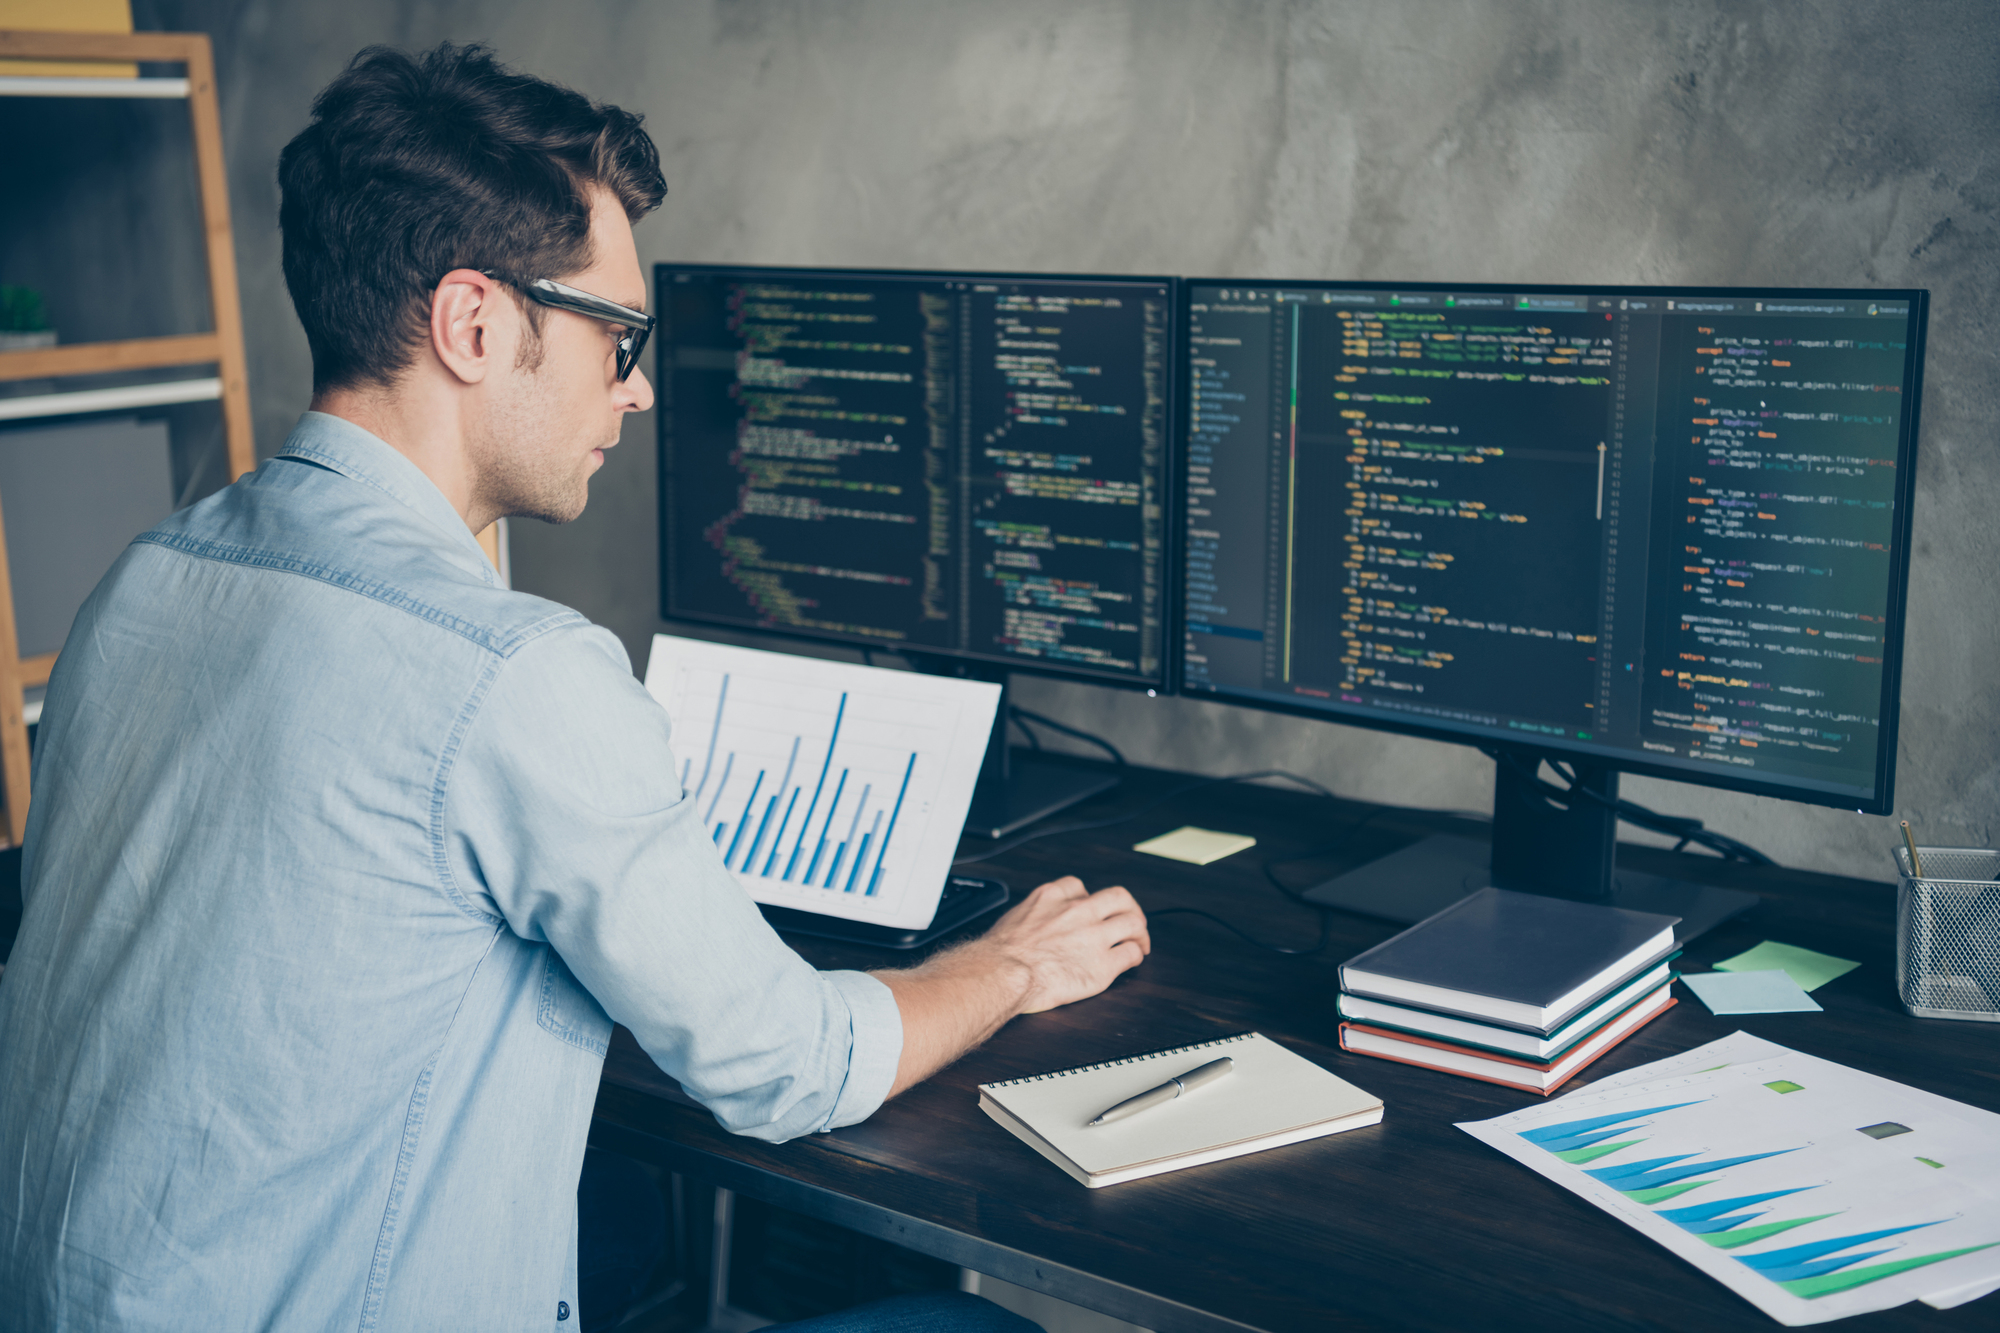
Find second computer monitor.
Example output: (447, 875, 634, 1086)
(659, 265, 1174, 689)
(1180, 281, 1926, 816)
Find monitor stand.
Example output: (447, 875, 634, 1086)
(1300, 747, 1759, 944)
(911, 658, 1119, 838)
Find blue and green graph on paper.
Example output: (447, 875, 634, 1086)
(644, 634, 1001, 931)
(1517, 1099, 1993, 1300)
(1459, 1033, 2000, 1325)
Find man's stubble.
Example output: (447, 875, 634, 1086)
(468, 349, 596, 526)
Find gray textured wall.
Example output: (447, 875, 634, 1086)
(153, 0, 1998, 879)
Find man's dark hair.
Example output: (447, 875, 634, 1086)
(278, 43, 665, 394)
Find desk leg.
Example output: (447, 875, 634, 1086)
(707, 1187, 730, 1328)
(703, 1188, 774, 1332)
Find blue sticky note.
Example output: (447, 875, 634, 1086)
(1681, 969, 1823, 1015)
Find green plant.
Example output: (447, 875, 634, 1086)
(0, 286, 51, 333)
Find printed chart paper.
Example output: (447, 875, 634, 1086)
(1458, 1033, 2000, 1325)
(645, 635, 1000, 929)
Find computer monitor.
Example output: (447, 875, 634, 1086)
(659, 264, 1177, 835)
(1178, 280, 1927, 937)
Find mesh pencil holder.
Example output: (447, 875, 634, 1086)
(1893, 846, 2000, 1022)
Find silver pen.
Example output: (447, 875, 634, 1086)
(1086, 1057, 1234, 1127)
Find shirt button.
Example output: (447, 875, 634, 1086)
(557, 1300, 570, 1321)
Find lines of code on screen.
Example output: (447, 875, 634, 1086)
(1640, 313, 1909, 789)
(661, 270, 1167, 683)
(1290, 302, 1613, 727)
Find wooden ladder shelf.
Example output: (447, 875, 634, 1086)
(0, 30, 256, 847)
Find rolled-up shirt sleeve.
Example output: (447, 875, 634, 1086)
(439, 623, 902, 1141)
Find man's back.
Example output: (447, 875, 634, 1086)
(0, 416, 900, 1330)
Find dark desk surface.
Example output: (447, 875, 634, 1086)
(591, 760, 2000, 1333)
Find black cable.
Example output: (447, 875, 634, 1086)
(1152, 802, 1405, 957)
(1562, 758, 1772, 862)
(1260, 803, 1396, 901)
(1147, 905, 1333, 955)
(1008, 706, 1127, 767)
(1483, 748, 1775, 866)
(1009, 710, 1043, 751)
(1218, 791, 1507, 955)
(1141, 794, 1404, 956)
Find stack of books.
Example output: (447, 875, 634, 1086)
(1337, 887, 1681, 1095)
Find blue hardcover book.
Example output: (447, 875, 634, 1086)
(1338, 887, 1679, 1036)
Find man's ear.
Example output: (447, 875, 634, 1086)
(430, 269, 513, 386)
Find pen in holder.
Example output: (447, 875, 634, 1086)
(1893, 844, 2000, 1021)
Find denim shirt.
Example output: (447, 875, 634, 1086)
(0, 413, 902, 1331)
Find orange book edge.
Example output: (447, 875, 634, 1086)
(1338, 994, 1677, 1097)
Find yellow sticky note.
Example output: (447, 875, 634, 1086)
(1132, 826, 1256, 866)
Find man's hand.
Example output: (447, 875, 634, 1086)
(872, 877, 1149, 1097)
(978, 876, 1150, 1014)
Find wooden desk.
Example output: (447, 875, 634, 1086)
(591, 761, 2000, 1332)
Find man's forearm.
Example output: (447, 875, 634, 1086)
(873, 939, 1033, 1097)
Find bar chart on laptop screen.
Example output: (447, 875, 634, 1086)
(645, 636, 1000, 929)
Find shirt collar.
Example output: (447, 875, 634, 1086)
(277, 412, 497, 582)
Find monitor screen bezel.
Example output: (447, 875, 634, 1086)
(656, 262, 1181, 691)
(1172, 277, 1928, 815)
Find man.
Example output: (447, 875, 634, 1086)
(0, 43, 1148, 1331)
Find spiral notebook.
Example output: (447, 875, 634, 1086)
(977, 1032, 1384, 1188)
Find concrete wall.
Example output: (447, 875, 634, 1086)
(150, 0, 1999, 879)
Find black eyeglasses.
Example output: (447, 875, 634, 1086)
(484, 272, 653, 381)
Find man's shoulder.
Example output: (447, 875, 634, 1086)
(129, 456, 593, 663)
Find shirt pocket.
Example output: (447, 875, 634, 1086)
(536, 947, 612, 1057)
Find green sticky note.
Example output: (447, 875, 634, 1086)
(1132, 826, 1256, 866)
(1712, 940, 1859, 992)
